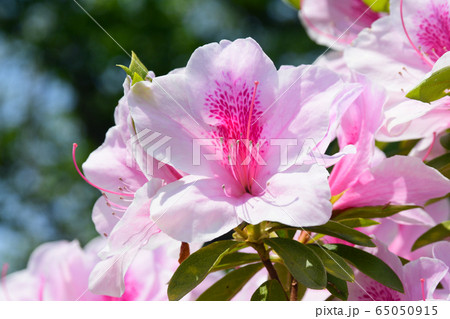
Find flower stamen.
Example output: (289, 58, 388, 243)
(400, 0, 434, 67)
(72, 143, 134, 197)
(420, 278, 426, 301)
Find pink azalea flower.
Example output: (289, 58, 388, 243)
(364, 199, 449, 261)
(344, 0, 450, 142)
(329, 74, 450, 211)
(0, 238, 222, 301)
(127, 38, 361, 243)
(432, 241, 450, 300)
(79, 73, 181, 239)
(0, 239, 172, 301)
(347, 240, 449, 301)
(299, 0, 384, 50)
(73, 74, 183, 297)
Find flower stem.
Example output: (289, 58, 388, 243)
(251, 243, 280, 282)
(289, 277, 298, 301)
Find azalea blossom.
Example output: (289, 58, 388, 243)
(328, 73, 450, 211)
(364, 199, 450, 261)
(344, 0, 450, 142)
(127, 37, 361, 243)
(0, 239, 180, 301)
(299, 0, 384, 50)
(0, 238, 266, 301)
(347, 240, 449, 301)
(74, 74, 183, 297)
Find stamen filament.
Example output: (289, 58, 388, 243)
(72, 143, 134, 197)
(420, 278, 426, 301)
(102, 193, 129, 210)
(400, 0, 434, 67)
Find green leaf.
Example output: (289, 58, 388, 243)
(131, 72, 144, 85)
(324, 244, 404, 293)
(265, 238, 327, 289)
(425, 194, 450, 206)
(282, 0, 300, 10)
(251, 280, 288, 301)
(411, 221, 450, 251)
(326, 274, 348, 301)
(273, 262, 293, 292)
(117, 51, 149, 84)
(362, 0, 390, 12)
(167, 240, 236, 301)
(197, 263, 263, 301)
(440, 132, 450, 150)
(116, 64, 132, 77)
(304, 221, 375, 247)
(308, 245, 354, 282)
(275, 228, 297, 239)
(426, 153, 450, 178)
(406, 66, 450, 103)
(211, 252, 261, 271)
(129, 51, 148, 79)
(338, 218, 380, 228)
(333, 205, 421, 220)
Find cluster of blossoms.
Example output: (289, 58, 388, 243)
(1, 0, 449, 301)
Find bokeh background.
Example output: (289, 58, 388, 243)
(0, 0, 322, 272)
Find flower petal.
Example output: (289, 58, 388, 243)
(335, 156, 450, 210)
(151, 175, 242, 243)
(237, 165, 332, 227)
(89, 180, 163, 297)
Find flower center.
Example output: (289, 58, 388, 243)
(400, 0, 449, 66)
(416, 2, 450, 62)
(206, 78, 265, 194)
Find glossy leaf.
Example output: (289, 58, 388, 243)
(406, 66, 450, 103)
(338, 218, 380, 228)
(168, 240, 236, 301)
(308, 245, 354, 282)
(326, 274, 348, 301)
(440, 132, 450, 150)
(129, 51, 148, 79)
(333, 205, 420, 220)
(273, 263, 292, 292)
(275, 228, 297, 239)
(251, 280, 288, 301)
(265, 238, 327, 289)
(197, 263, 263, 301)
(117, 51, 149, 84)
(362, 0, 389, 12)
(304, 221, 375, 247)
(411, 221, 450, 251)
(211, 252, 261, 271)
(324, 244, 404, 293)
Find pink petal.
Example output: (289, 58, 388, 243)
(335, 156, 450, 210)
(151, 175, 242, 243)
(89, 180, 164, 297)
(237, 165, 332, 227)
(403, 257, 449, 300)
